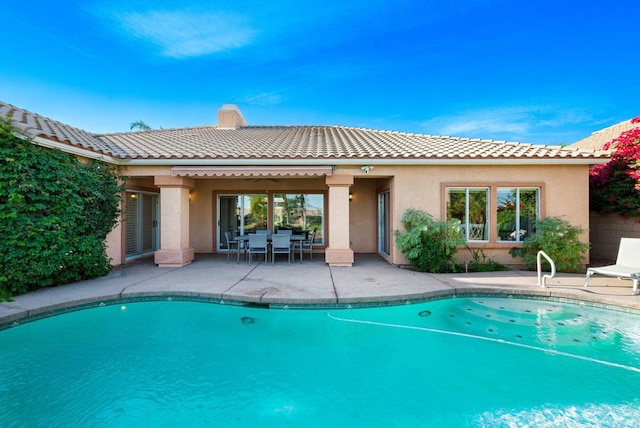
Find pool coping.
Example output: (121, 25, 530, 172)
(2, 254, 640, 329)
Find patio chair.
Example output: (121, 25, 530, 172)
(584, 237, 640, 295)
(271, 234, 293, 264)
(247, 233, 269, 265)
(468, 223, 486, 240)
(297, 229, 316, 263)
(224, 231, 245, 263)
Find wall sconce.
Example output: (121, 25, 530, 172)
(349, 192, 353, 202)
(361, 165, 374, 174)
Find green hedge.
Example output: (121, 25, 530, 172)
(0, 120, 123, 301)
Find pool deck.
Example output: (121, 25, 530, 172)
(2, 254, 639, 326)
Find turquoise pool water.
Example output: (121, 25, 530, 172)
(1, 297, 640, 427)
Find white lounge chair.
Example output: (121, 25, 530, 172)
(584, 237, 640, 295)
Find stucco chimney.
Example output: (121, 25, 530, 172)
(217, 104, 247, 129)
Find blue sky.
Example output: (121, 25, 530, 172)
(1, 0, 638, 145)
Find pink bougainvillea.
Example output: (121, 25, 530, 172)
(590, 116, 640, 217)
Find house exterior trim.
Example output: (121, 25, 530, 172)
(171, 165, 333, 177)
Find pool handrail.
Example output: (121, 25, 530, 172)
(537, 250, 556, 288)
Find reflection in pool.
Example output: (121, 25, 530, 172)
(1, 297, 639, 426)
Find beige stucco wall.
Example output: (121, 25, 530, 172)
(340, 163, 591, 267)
(106, 222, 122, 265)
(349, 178, 379, 253)
(117, 162, 591, 269)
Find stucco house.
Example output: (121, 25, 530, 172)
(1, 101, 607, 268)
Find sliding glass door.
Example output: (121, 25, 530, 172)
(218, 194, 268, 250)
(125, 191, 159, 259)
(378, 190, 390, 257)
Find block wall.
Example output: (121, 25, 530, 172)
(589, 211, 640, 265)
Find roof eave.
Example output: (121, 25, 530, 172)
(21, 133, 609, 166)
(118, 156, 609, 166)
(29, 135, 122, 164)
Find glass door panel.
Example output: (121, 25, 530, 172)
(218, 194, 268, 250)
(378, 191, 390, 256)
(273, 193, 325, 244)
(125, 191, 159, 258)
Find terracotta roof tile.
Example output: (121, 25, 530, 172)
(569, 119, 638, 151)
(103, 125, 606, 161)
(0, 101, 120, 154)
(1, 100, 607, 163)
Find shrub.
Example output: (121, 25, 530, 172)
(0, 120, 124, 300)
(394, 209, 465, 272)
(510, 216, 588, 273)
(589, 117, 640, 218)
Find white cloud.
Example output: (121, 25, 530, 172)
(115, 10, 255, 58)
(421, 106, 595, 143)
(439, 115, 530, 136)
(239, 92, 285, 106)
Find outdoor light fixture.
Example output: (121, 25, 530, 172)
(361, 165, 374, 174)
(349, 192, 353, 201)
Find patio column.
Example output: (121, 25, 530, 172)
(154, 176, 195, 267)
(325, 175, 354, 267)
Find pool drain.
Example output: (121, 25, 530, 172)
(241, 316, 256, 325)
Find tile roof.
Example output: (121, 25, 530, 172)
(569, 119, 639, 151)
(2, 100, 607, 163)
(0, 101, 119, 154)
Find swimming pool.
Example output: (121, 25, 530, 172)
(2, 297, 639, 426)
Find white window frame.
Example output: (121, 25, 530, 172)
(445, 187, 490, 242)
(496, 187, 540, 243)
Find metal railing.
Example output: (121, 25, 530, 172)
(536, 250, 556, 288)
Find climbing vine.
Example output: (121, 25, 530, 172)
(0, 119, 124, 301)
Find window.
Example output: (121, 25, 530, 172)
(273, 194, 325, 245)
(444, 185, 541, 244)
(497, 188, 539, 242)
(445, 188, 489, 241)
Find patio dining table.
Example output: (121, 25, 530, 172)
(232, 234, 306, 262)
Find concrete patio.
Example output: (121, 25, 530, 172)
(2, 254, 639, 328)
